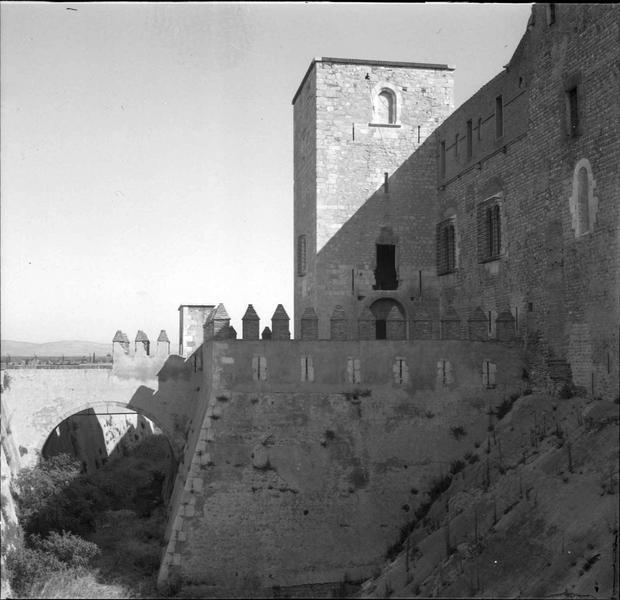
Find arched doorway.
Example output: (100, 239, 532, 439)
(369, 298, 406, 340)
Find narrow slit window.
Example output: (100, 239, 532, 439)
(466, 120, 473, 160)
(567, 87, 579, 136)
(440, 141, 446, 179)
(495, 95, 504, 139)
(297, 234, 307, 277)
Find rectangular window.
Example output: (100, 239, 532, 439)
(477, 117, 482, 141)
(436, 219, 457, 275)
(487, 205, 501, 257)
(454, 133, 459, 157)
(466, 120, 473, 160)
(374, 244, 398, 290)
(347, 357, 361, 384)
(297, 234, 307, 277)
(495, 95, 504, 139)
(477, 199, 502, 262)
(482, 360, 497, 388)
(394, 357, 408, 385)
(300, 356, 314, 382)
(547, 3, 556, 25)
(567, 87, 579, 136)
(252, 356, 267, 381)
(439, 141, 446, 179)
(437, 359, 453, 386)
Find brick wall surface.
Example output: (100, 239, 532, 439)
(294, 5, 619, 398)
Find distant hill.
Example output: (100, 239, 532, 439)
(1, 340, 112, 357)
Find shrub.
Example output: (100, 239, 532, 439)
(30, 531, 99, 568)
(449, 425, 467, 440)
(6, 546, 65, 596)
(28, 570, 131, 599)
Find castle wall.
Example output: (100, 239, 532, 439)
(433, 3, 619, 398)
(297, 5, 619, 398)
(161, 338, 524, 595)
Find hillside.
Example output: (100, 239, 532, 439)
(1, 340, 112, 357)
(360, 392, 619, 598)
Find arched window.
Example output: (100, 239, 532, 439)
(375, 88, 396, 124)
(569, 159, 598, 237)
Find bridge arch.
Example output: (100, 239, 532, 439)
(1, 366, 198, 469)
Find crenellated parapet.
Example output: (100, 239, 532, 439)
(111, 328, 172, 376)
(199, 302, 523, 343)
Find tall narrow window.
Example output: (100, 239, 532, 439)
(297, 234, 307, 277)
(482, 360, 497, 388)
(252, 356, 267, 381)
(437, 359, 453, 386)
(454, 133, 459, 158)
(436, 219, 456, 275)
(495, 95, 504, 139)
(347, 357, 361, 384)
(477, 198, 502, 262)
(466, 120, 473, 160)
(394, 357, 408, 385)
(547, 3, 556, 25)
(567, 87, 579, 136)
(477, 117, 482, 141)
(300, 356, 314, 382)
(440, 141, 446, 179)
(487, 205, 501, 257)
(374, 244, 398, 290)
(577, 167, 590, 234)
(376, 89, 396, 124)
(570, 159, 597, 237)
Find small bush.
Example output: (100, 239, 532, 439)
(449, 425, 467, 441)
(31, 531, 99, 568)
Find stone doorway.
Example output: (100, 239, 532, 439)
(369, 298, 406, 340)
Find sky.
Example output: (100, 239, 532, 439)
(1, 2, 533, 345)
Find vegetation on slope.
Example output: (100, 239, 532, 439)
(5, 434, 173, 598)
(361, 392, 619, 598)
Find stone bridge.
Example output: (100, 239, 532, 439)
(1, 352, 201, 469)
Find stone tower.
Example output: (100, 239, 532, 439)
(292, 57, 454, 336)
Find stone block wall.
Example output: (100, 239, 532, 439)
(159, 337, 525, 595)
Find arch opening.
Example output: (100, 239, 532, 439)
(369, 298, 406, 340)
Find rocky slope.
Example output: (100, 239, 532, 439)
(359, 392, 619, 598)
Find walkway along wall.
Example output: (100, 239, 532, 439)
(158, 336, 525, 595)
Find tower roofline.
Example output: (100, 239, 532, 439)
(292, 57, 455, 105)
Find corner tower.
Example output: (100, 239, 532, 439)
(293, 58, 454, 336)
